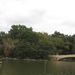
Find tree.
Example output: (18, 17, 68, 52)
(0, 31, 7, 44)
(0, 44, 4, 55)
(51, 31, 68, 42)
(8, 25, 32, 39)
(8, 25, 39, 44)
(2, 38, 19, 57)
(62, 41, 72, 54)
(52, 37, 64, 54)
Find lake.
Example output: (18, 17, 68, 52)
(0, 60, 75, 75)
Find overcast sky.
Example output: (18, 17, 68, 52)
(0, 0, 75, 35)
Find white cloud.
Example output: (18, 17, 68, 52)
(0, 0, 75, 35)
(62, 20, 75, 27)
(5, 9, 46, 25)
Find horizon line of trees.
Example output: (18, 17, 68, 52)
(0, 24, 75, 59)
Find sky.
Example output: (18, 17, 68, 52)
(0, 0, 75, 35)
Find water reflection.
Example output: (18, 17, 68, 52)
(0, 60, 75, 75)
(46, 61, 75, 75)
(0, 64, 2, 67)
(1, 60, 45, 75)
(44, 61, 46, 75)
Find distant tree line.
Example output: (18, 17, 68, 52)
(0, 25, 75, 59)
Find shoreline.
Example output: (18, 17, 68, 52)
(0, 57, 49, 61)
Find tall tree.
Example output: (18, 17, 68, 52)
(52, 37, 64, 54)
(8, 25, 32, 39)
(8, 25, 39, 44)
(2, 38, 19, 57)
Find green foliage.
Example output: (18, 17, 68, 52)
(0, 44, 4, 55)
(0, 25, 75, 59)
(9, 25, 32, 39)
(2, 38, 19, 57)
(8, 25, 39, 44)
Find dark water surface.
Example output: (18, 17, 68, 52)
(0, 60, 75, 75)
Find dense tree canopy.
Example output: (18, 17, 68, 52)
(0, 25, 75, 59)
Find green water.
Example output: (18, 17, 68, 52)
(0, 60, 75, 75)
